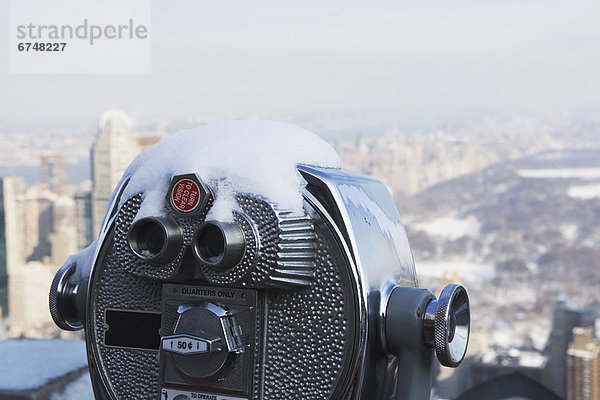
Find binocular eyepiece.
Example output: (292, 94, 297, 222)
(127, 216, 248, 272)
(49, 121, 470, 400)
(128, 217, 183, 264)
(192, 221, 246, 271)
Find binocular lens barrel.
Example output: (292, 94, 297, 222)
(128, 217, 183, 263)
(137, 221, 165, 255)
(193, 221, 245, 271)
(196, 224, 225, 261)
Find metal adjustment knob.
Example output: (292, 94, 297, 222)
(423, 284, 470, 367)
(49, 262, 83, 331)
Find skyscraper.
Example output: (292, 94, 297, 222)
(546, 298, 597, 398)
(8, 261, 54, 337)
(1, 174, 80, 336)
(20, 187, 54, 263)
(41, 154, 68, 193)
(0, 176, 25, 319)
(74, 183, 93, 250)
(567, 327, 600, 400)
(48, 195, 78, 268)
(91, 109, 140, 236)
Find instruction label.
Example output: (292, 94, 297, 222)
(160, 388, 246, 400)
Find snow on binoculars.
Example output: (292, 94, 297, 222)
(49, 121, 470, 400)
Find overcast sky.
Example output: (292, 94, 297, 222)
(1, 0, 599, 130)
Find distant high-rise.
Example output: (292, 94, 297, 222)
(0, 176, 25, 319)
(0, 203, 4, 319)
(74, 183, 93, 250)
(91, 109, 140, 236)
(8, 261, 55, 337)
(566, 327, 600, 400)
(41, 154, 68, 193)
(546, 298, 597, 398)
(48, 195, 78, 268)
(20, 187, 55, 263)
(0, 175, 80, 336)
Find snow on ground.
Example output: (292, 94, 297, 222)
(416, 260, 495, 281)
(51, 371, 93, 400)
(491, 326, 521, 349)
(568, 183, 600, 199)
(413, 215, 481, 240)
(560, 224, 579, 241)
(533, 151, 571, 161)
(518, 168, 600, 179)
(0, 339, 87, 390)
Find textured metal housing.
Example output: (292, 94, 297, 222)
(84, 165, 419, 400)
(86, 187, 359, 399)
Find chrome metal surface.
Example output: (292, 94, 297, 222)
(170, 302, 241, 380)
(60, 159, 446, 399)
(49, 262, 82, 331)
(298, 165, 418, 289)
(127, 216, 183, 263)
(423, 299, 437, 349)
(192, 220, 246, 271)
(299, 165, 419, 400)
(378, 280, 398, 354)
(48, 171, 129, 397)
(423, 284, 470, 368)
(85, 175, 133, 400)
(99, 177, 131, 238)
(383, 286, 437, 399)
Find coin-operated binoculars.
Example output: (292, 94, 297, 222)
(49, 121, 470, 400)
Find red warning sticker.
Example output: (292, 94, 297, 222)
(171, 178, 200, 212)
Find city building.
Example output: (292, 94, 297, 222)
(567, 327, 600, 400)
(0, 184, 8, 320)
(41, 153, 68, 193)
(90, 109, 159, 237)
(8, 261, 55, 337)
(48, 194, 78, 268)
(74, 182, 93, 250)
(335, 129, 498, 197)
(0, 176, 81, 336)
(91, 109, 140, 236)
(19, 185, 55, 263)
(0, 176, 25, 319)
(546, 298, 597, 398)
(0, 110, 162, 338)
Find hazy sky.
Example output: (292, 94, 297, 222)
(1, 0, 599, 130)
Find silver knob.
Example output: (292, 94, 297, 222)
(423, 284, 470, 367)
(49, 262, 83, 331)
